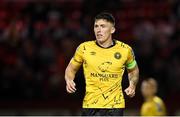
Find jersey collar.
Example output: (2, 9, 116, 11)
(95, 39, 116, 49)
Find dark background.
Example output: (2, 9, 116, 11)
(0, 0, 179, 115)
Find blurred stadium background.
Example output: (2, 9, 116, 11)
(0, 0, 179, 115)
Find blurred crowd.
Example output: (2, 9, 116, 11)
(0, 0, 180, 115)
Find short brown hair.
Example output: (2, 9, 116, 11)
(95, 12, 115, 26)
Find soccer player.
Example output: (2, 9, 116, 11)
(140, 78, 166, 116)
(65, 12, 139, 116)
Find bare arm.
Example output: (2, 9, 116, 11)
(128, 65, 139, 88)
(125, 65, 139, 97)
(65, 60, 81, 93)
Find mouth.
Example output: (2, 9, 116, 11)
(97, 34, 103, 38)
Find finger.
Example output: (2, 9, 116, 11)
(126, 92, 131, 96)
(124, 89, 129, 94)
(66, 85, 76, 93)
(66, 85, 74, 93)
(68, 81, 76, 90)
(126, 89, 134, 97)
(70, 80, 76, 86)
(128, 90, 133, 95)
(129, 92, 135, 97)
(66, 86, 73, 93)
(125, 91, 128, 95)
(67, 81, 76, 91)
(72, 81, 76, 86)
(129, 94, 135, 98)
(68, 85, 76, 93)
(126, 88, 132, 95)
(129, 93, 134, 97)
(69, 83, 76, 91)
(125, 90, 129, 95)
(67, 86, 75, 93)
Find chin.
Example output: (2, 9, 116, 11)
(96, 38, 105, 43)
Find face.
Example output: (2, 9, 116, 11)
(94, 19, 115, 44)
(141, 81, 155, 98)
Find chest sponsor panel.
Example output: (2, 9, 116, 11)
(84, 51, 126, 71)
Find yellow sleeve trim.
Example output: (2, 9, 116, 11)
(126, 60, 137, 69)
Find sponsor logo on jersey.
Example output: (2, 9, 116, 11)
(98, 61, 112, 72)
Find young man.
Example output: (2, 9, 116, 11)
(141, 78, 166, 116)
(65, 12, 139, 116)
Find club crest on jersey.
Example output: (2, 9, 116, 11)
(114, 52, 121, 59)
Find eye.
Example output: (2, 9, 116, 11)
(94, 24, 98, 28)
(101, 24, 106, 28)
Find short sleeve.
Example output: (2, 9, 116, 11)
(125, 46, 137, 69)
(70, 43, 84, 66)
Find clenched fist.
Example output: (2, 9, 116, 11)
(124, 85, 136, 98)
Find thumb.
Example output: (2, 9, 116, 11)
(124, 88, 128, 93)
(125, 88, 131, 95)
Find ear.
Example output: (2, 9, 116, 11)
(111, 27, 115, 34)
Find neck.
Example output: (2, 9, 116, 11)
(145, 95, 154, 101)
(97, 37, 113, 48)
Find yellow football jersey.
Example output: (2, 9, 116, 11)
(70, 40, 137, 108)
(140, 96, 166, 116)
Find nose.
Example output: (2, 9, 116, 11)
(96, 27, 101, 33)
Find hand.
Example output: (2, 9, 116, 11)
(66, 79, 76, 93)
(124, 85, 136, 98)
